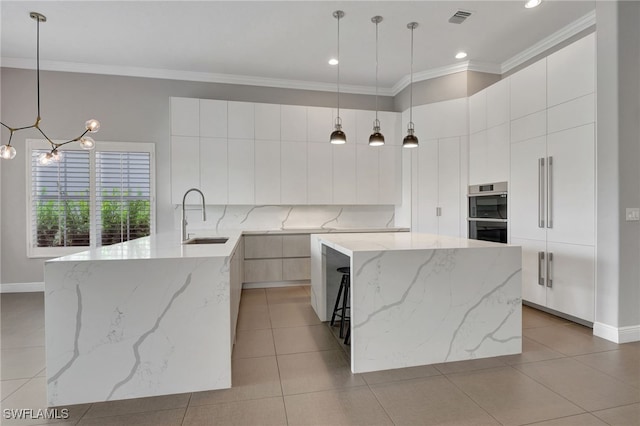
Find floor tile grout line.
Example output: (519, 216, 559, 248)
(590, 401, 640, 421)
(570, 350, 640, 388)
(180, 392, 193, 425)
(0, 377, 31, 404)
(440, 372, 505, 425)
(363, 375, 399, 426)
(268, 304, 290, 426)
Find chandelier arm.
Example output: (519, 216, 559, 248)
(35, 126, 54, 145)
(57, 129, 90, 147)
(0, 122, 12, 131)
(11, 124, 38, 132)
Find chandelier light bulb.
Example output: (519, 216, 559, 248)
(80, 136, 96, 150)
(51, 150, 62, 162)
(0, 145, 17, 160)
(525, 0, 542, 8)
(85, 119, 101, 133)
(38, 152, 53, 166)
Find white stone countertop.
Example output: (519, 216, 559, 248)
(46, 227, 411, 262)
(314, 232, 513, 255)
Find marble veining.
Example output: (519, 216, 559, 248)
(311, 232, 522, 374)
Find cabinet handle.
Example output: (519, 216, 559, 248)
(538, 251, 545, 285)
(546, 252, 553, 288)
(547, 156, 553, 228)
(538, 158, 545, 228)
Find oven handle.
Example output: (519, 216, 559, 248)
(467, 218, 508, 223)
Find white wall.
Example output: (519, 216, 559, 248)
(595, 1, 640, 339)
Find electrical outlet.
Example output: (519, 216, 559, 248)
(626, 208, 640, 222)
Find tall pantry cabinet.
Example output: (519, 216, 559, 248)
(510, 34, 596, 322)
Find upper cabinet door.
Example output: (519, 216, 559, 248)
(307, 107, 333, 143)
(468, 130, 488, 186)
(281, 141, 308, 204)
(200, 137, 228, 204)
(333, 108, 356, 144)
(281, 105, 307, 141)
(200, 99, 227, 138)
(171, 97, 199, 136)
(228, 102, 255, 140)
(378, 111, 401, 145)
(228, 139, 255, 204)
(485, 123, 510, 184)
(379, 145, 401, 205)
(254, 103, 281, 141)
(469, 90, 487, 134)
(416, 138, 438, 234)
(510, 59, 547, 120)
(171, 136, 200, 203)
(486, 79, 509, 128)
(332, 144, 357, 204)
(356, 145, 379, 204)
(254, 140, 281, 204)
(307, 142, 333, 204)
(547, 33, 595, 108)
(437, 137, 461, 237)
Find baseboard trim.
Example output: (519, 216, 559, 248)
(1, 282, 45, 293)
(243, 280, 310, 289)
(594, 322, 640, 343)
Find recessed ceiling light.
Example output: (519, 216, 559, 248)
(328, 58, 339, 65)
(455, 51, 468, 59)
(525, 0, 542, 8)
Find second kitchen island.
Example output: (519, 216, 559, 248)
(310, 232, 522, 373)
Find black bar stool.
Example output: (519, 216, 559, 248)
(330, 266, 350, 339)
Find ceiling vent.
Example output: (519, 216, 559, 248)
(448, 10, 472, 24)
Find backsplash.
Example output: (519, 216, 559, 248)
(173, 205, 397, 232)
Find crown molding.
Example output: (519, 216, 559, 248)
(0, 57, 395, 97)
(390, 60, 502, 95)
(501, 10, 596, 74)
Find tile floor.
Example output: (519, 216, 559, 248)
(1, 288, 639, 426)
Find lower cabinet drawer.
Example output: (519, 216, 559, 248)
(244, 259, 283, 283)
(282, 258, 311, 281)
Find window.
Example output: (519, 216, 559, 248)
(27, 140, 155, 257)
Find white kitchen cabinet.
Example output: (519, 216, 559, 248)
(486, 79, 509, 128)
(307, 142, 333, 204)
(281, 105, 307, 142)
(547, 33, 595, 108)
(545, 123, 595, 246)
(510, 110, 546, 144)
(244, 259, 283, 283)
(307, 107, 333, 143)
(254, 103, 281, 141)
(545, 241, 595, 322)
(332, 144, 357, 204)
(547, 93, 594, 134)
(513, 237, 595, 323)
(171, 98, 199, 137)
(227, 139, 255, 204)
(485, 123, 510, 183)
(468, 130, 488, 185)
(510, 58, 547, 120)
(510, 136, 547, 241)
(171, 136, 199, 203)
(379, 111, 401, 145)
(415, 137, 460, 237)
(333, 108, 356, 144)
(282, 258, 311, 281)
(200, 99, 227, 138)
(282, 235, 311, 257)
(228, 102, 255, 140)
(281, 141, 308, 204)
(244, 234, 312, 284)
(379, 145, 401, 205)
(200, 137, 228, 204)
(469, 90, 487, 134)
(245, 235, 283, 258)
(254, 140, 281, 204)
(356, 145, 379, 204)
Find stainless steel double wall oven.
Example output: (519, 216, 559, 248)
(468, 182, 508, 243)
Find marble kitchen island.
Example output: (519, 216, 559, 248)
(310, 232, 523, 373)
(44, 230, 244, 406)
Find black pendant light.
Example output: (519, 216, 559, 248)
(369, 16, 385, 147)
(330, 10, 347, 144)
(403, 22, 419, 148)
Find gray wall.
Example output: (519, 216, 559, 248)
(595, 1, 640, 330)
(0, 69, 395, 284)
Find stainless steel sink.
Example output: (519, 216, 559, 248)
(183, 237, 229, 245)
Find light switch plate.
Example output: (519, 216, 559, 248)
(626, 208, 640, 222)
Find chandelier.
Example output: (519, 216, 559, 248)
(0, 12, 100, 165)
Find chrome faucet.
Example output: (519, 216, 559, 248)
(182, 188, 206, 241)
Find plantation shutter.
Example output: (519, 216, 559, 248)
(95, 151, 152, 246)
(31, 150, 91, 248)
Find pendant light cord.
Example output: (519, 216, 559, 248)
(409, 24, 414, 126)
(336, 13, 340, 119)
(375, 19, 379, 122)
(36, 17, 41, 120)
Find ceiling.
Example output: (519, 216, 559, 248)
(1, 1, 596, 95)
